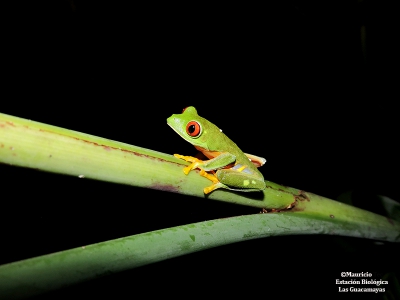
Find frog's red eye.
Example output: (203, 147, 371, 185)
(186, 121, 201, 137)
(182, 107, 189, 113)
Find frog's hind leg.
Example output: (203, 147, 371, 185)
(203, 169, 266, 194)
(203, 182, 230, 194)
(216, 169, 266, 191)
(198, 169, 229, 194)
(199, 169, 219, 183)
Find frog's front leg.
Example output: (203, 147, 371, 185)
(174, 153, 236, 187)
(173, 154, 203, 175)
(174, 153, 236, 173)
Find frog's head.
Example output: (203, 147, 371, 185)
(167, 106, 212, 149)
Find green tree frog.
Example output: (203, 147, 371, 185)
(167, 106, 266, 194)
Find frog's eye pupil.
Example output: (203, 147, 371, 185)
(186, 121, 201, 137)
(188, 125, 195, 134)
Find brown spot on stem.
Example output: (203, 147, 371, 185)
(150, 183, 180, 193)
(290, 206, 304, 212)
(294, 190, 309, 202)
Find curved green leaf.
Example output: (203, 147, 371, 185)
(0, 210, 398, 299)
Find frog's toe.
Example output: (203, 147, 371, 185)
(199, 169, 219, 183)
(183, 165, 192, 175)
(203, 182, 227, 194)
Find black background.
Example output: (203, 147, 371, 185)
(1, 1, 399, 298)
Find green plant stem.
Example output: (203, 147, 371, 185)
(0, 112, 295, 209)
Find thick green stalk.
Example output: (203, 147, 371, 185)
(0, 112, 295, 209)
